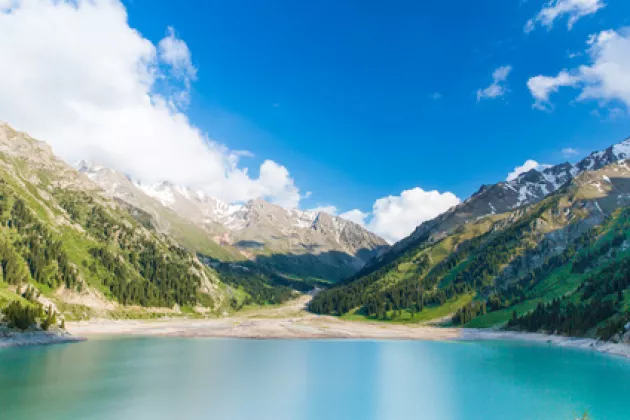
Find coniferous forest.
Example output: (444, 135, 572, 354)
(310, 190, 630, 341)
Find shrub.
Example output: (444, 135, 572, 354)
(1, 300, 42, 330)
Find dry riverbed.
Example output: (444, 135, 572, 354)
(66, 295, 459, 341)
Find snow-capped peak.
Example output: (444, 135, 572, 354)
(612, 137, 630, 160)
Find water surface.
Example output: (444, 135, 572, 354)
(1, 337, 629, 420)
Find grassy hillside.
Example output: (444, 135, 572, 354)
(0, 125, 238, 324)
(309, 163, 630, 340)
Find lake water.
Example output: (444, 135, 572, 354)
(1, 337, 629, 420)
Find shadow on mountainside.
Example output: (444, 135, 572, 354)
(254, 247, 388, 284)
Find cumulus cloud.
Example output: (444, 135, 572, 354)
(477, 65, 512, 101)
(527, 28, 630, 112)
(158, 27, 196, 79)
(308, 205, 338, 215)
(339, 209, 370, 226)
(506, 160, 551, 181)
(157, 26, 196, 108)
(0, 0, 301, 208)
(339, 188, 460, 244)
(525, 0, 605, 33)
(527, 71, 580, 110)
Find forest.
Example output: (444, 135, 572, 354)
(0, 177, 213, 316)
(54, 188, 206, 307)
(309, 195, 630, 340)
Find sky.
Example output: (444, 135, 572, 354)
(0, 0, 629, 243)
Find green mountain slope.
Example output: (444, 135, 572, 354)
(79, 162, 389, 284)
(310, 159, 630, 341)
(0, 122, 235, 321)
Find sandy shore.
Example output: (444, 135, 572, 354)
(67, 319, 630, 358)
(40, 295, 630, 359)
(67, 295, 458, 340)
(67, 314, 458, 341)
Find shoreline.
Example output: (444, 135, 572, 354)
(460, 329, 630, 359)
(66, 316, 460, 341)
(5, 294, 630, 359)
(65, 295, 460, 341)
(0, 330, 85, 349)
(64, 317, 630, 359)
(3, 318, 629, 360)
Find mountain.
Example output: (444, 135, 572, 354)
(362, 137, 630, 278)
(310, 138, 630, 342)
(78, 161, 389, 282)
(0, 122, 235, 321)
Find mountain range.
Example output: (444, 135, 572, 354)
(366, 137, 630, 274)
(0, 121, 386, 321)
(311, 136, 630, 342)
(1, 119, 629, 342)
(77, 160, 388, 282)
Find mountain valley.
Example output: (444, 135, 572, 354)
(310, 138, 630, 343)
(1, 120, 630, 346)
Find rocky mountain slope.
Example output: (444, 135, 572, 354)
(0, 122, 233, 320)
(310, 138, 630, 341)
(78, 161, 388, 282)
(360, 137, 630, 279)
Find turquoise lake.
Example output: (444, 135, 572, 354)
(1, 337, 629, 420)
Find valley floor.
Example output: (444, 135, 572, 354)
(66, 295, 458, 341)
(31, 295, 629, 359)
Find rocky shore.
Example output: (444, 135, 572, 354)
(460, 329, 630, 359)
(0, 329, 85, 349)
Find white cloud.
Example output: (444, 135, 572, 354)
(527, 71, 580, 110)
(430, 92, 442, 100)
(0, 0, 301, 208)
(157, 26, 196, 109)
(506, 159, 551, 181)
(308, 205, 338, 215)
(158, 27, 196, 79)
(0, 0, 18, 11)
(525, 0, 605, 33)
(339, 209, 369, 226)
(561, 147, 580, 157)
(340, 188, 460, 244)
(527, 28, 630, 112)
(477, 65, 512, 101)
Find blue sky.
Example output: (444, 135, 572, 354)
(123, 0, 629, 211)
(1, 0, 629, 242)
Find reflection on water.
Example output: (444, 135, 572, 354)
(1, 338, 629, 420)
